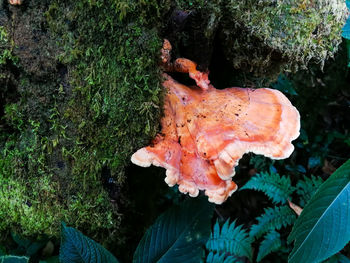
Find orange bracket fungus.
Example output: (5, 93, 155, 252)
(9, 0, 22, 5)
(131, 40, 300, 204)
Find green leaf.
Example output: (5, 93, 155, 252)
(133, 197, 214, 263)
(250, 205, 296, 239)
(296, 175, 324, 207)
(325, 253, 350, 263)
(288, 159, 350, 263)
(60, 223, 119, 263)
(27, 241, 48, 257)
(342, 17, 350, 39)
(241, 172, 294, 204)
(206, 220, 253, 261)
(10, 233, 31, 249)
(206, 252, 240, 263)
(256, 230, 281, 262)
(10, 233, 47, 257)
(0, 256, 29, 263)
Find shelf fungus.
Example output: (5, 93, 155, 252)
(9, 0, 22, 5)
(131, 40, 300, 204)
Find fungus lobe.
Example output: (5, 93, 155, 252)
(131, 40, 300, 204)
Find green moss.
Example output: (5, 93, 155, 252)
(174, 0, 206, 9)
(1, 0, 165, 245)
(0, 26, 17, 66)
(45, 0, 164, 179)
(0, 25, 19, 118)
(220, 0, 347, 76)
(0, 102, 118, 235)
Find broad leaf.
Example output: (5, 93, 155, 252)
(10, 233, 31, 249)
(325, 253, 350, 263)
(60, 223, 119, 263)
(344, 0, 350, 39)
(206, 220, 252, 261)
(10, 232, 47, 257)
(288, 159, 350, 263)
(0, 256, 29, 263)
(342, 17, 350, 39)
(133, 197, 214, 263)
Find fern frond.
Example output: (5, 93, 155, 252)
(249, 205, 296, 239)
(256, 230, 282, 262)
(240, 172, 294, 204)
(296, 175, 324, 206)
(206, 252, 240, 263)
(206, 220, 253, 261)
